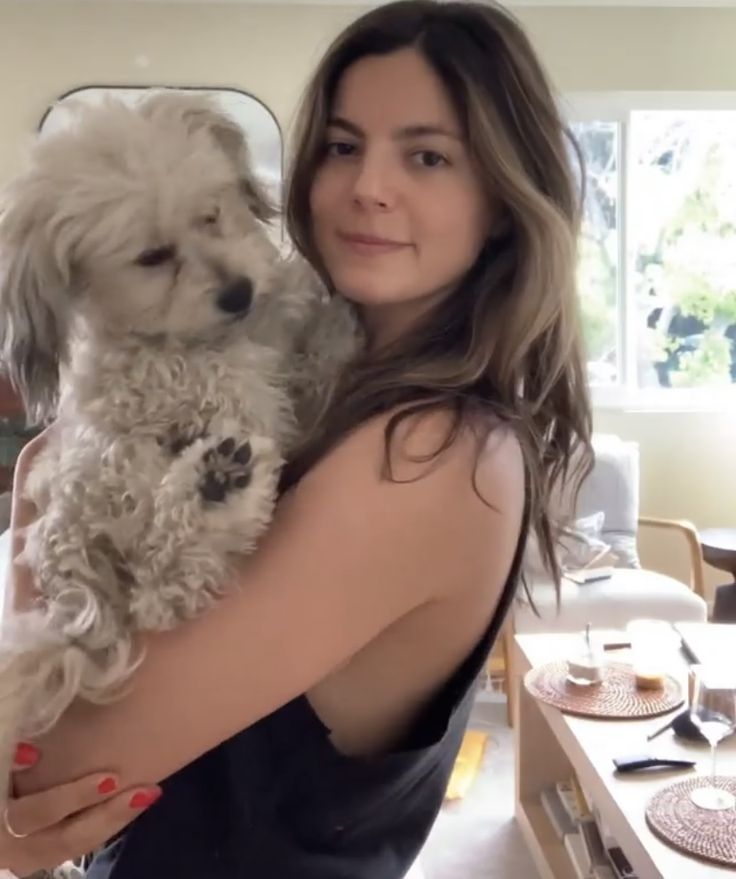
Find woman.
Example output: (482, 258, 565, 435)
(1, 1, 591, 876)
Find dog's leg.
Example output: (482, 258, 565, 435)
(127, 429, 281, 631)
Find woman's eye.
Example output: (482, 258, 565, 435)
(412, 150, 449, 168)
(135, 245, 176, 268)
(325, 141, 357, 158)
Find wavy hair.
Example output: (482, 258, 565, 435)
(283, 0, 593, 589)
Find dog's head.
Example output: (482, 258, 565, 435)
(0, 90, 280, 423)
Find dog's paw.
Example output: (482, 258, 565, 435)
(199, 438, 253, 503)
(158, 424, 208, 457)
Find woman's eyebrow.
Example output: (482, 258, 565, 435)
(327, 115, 462, 141)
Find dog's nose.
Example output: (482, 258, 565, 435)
(217, 278, 253, 315)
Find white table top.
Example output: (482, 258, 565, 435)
(516, 630, 736, 879)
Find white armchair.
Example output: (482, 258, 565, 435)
(502, 433, 707, 722)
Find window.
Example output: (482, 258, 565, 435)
(574, 120, 619, 388)
(566, 93, 736, 407)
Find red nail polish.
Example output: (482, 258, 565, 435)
(14, 742, 40, 767)
(129, 788, 162, 809)
(98, 776, 117, 795)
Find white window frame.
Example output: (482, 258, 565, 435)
(562, 91, 736, 412)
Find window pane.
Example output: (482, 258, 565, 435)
(573, 121, 619, 387)
(631, 111, 736, 389)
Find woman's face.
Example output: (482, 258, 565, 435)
(309, 47, 492, 346)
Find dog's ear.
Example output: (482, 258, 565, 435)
(237, 170, 278, 225)
(143, 92, 278, 223)
(187, 102, 278, 224)
(0, 179, 73, 425)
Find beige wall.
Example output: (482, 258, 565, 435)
(5, 2, 736, 170)
(1, 1, 735, 597)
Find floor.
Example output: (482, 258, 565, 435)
(418, 699, 541, 879)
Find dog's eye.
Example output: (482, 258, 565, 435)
(202, 208, 220, 227)
(136, 245, 176, 268)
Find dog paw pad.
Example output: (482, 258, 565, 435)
(199, 439, 254, 503)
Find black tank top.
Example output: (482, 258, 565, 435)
(86, 511, 529, 879)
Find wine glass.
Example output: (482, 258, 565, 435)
(689, 666, 736, 811)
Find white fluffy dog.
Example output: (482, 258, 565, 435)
(0, 91, 358, 822)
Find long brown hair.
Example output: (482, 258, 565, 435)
(283, 0, 593, 589)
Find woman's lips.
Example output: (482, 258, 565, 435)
(338, 232, 411, 255)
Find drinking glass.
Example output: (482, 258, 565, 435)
(689, 666, 736, 810)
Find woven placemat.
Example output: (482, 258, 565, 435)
(646, 776, 736, 867)
(524, 660, 683, 719)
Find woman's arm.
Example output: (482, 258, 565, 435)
(15, 412, 523, 796)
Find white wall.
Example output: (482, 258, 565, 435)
(0, 1, 359, 177)
(1, 1, 735, 596)
(6, 2, 736, 171)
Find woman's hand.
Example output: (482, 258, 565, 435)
(1, 743, 161, 876)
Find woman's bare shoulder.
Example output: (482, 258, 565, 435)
(289, 405, 526, 600)
(299, 405, 522, 488)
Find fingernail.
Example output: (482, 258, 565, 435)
(129, 788, 162, 810)
(97, 776, 117, 795)
(14, 742, 40, 766)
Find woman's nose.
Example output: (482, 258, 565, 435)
(350, 156, 395, 210)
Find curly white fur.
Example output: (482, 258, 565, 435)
(0, 90, 359, 839)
